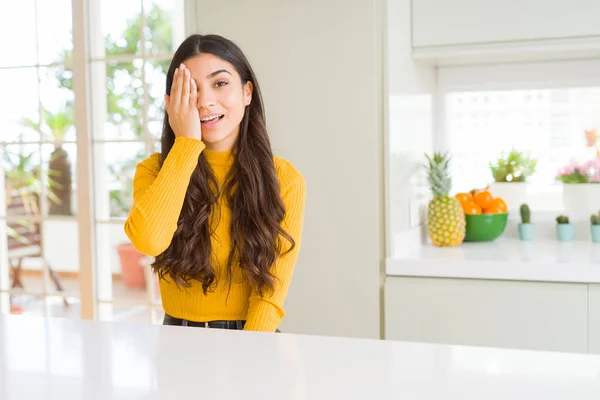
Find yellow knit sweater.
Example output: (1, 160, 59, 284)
(124, 137, 306, 332)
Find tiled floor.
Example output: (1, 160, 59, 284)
(6, 275, 164, 324)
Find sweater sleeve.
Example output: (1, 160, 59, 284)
(124, 137, 206, 256)
(243, 163, 306, 332)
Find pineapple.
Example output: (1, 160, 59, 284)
(424, 152, 465, 247)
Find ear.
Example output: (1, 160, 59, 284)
(164, 94, 170, 110)
(243, 81, 253, 105)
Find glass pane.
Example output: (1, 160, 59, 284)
(42, 219, 79, 296)
(39, 67, 76, 142)
(101, 0, 143, 57)
(146, 60, 169, 139)
(5, 250, 45, 295)
(0, 1, 37, 67)
(4, 294, 45, 316)
(95, 60, 144, 140)
(2, 143, 43, 217)
(36, 0, 73, 65)
(446, 88, 600, 192)
(42, 143, 77, 216)
(0, 68, 40, 142)
(96, 222, 159, 304)
(143, 0, 185, 55)
(46, 295, 80, 318)
(94, 142, 145, 219)
(3, 216, 44, 295)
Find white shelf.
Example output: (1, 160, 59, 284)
(386, 238, 600, 283)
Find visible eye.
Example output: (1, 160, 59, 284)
(215, 81, 228, 88)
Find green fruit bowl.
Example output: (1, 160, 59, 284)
(464, 213, 508, 242)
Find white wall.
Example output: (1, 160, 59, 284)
(385, 0, 436, 258)
(194, 0, 383, 339)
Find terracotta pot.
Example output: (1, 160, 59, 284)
(116, 243, 146, 289)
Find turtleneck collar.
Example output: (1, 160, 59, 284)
(203, 147, 235, 168)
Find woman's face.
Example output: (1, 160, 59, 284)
(183, 53, 253, 151)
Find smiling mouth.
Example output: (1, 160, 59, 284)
(200, 114, 224, 124)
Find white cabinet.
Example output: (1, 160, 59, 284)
(589, 284, 600, 354)
(385, 277, 588, 353)
(412, 0, 600, 48)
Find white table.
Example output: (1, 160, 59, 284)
(1, 316, 600, 399)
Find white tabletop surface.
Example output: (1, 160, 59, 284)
(2, 315, 600, 399)
(387, 238, 600, 283)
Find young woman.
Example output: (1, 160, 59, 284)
(124, 34, 306, 332)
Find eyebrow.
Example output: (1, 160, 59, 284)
(206, 69, 232, 79)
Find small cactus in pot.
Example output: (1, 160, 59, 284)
(591, 211, 600, 243)
(518, 204, 535, 241)
(556, 215, 575, 242)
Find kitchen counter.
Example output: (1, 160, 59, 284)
(2, 315, 600, 399)
(387, 238, 600, 283)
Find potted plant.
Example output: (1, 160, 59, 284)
(22, 104, 74, 216)
(557, 158, 600, 217)
(556, 215, 575, 242)
(489, 149, 537, 213)
(591, 211, 600, 243)
(518, 204, 535, 241)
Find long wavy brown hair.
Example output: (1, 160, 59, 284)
(151, 34, 294, 297)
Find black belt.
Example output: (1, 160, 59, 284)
(163, 313, 245, 330)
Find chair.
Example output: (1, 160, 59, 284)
(6, 189, 68, 307)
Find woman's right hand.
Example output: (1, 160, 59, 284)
(164, 63, 202, 140)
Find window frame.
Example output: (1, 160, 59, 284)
(0, 0, 195, 320)
(435, 59, 600, 211)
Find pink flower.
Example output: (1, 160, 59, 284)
(557, 159, 600, 182)
(584, 159, 600, 182)
(556, 162, 578, 177)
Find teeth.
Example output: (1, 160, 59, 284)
(201, 115, 221, 122)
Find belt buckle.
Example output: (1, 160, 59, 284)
(204, 321, 209, 328)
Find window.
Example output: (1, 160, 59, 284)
(1, 0, 187, 323)
(446, 88, 600, 187)
(91, 0, 184, 324)
(438, 60, 600, 211)
(1, 0, 77, 317)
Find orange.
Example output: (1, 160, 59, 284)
(470, 188, 483, 196)
(455, 192, 473, 204)
(462, 201, 482, 215)
(473, 190, 494, 209)
(486, 198, 507, 213)
(483, 205, 505, 214)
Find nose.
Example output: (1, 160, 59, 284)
(196, 85, 216, 110)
